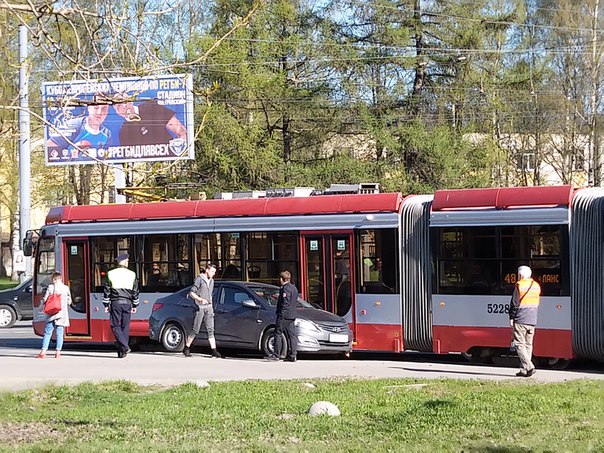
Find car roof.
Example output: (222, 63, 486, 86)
(216, 281, 279, 290)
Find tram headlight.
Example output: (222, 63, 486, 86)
(294, 318, 321, 334)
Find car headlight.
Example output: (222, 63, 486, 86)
(294, 318, 322, 333)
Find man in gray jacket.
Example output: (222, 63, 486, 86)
(509, 265, 541, 377)
(183, 264, 222, 358)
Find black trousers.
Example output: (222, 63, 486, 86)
(274, 317, 297, 358)
(109, 302, 132, 352)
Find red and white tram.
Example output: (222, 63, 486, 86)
(27, 184, 604, 365)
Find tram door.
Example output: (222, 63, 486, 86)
(302, 233, 355, 327)
(63, 240, 91, 336)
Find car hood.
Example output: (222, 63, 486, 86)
(297, 308, 346, 323)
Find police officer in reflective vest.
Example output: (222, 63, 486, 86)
(509, 265, 541, 377)
(268, 270, 299, 362)
(103, 253, 139, 358)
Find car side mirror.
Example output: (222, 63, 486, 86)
(241, 299, 259, 309)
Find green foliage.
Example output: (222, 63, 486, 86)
(193, 104, 283, 192)
(0, 0, 601, 209)
(0, 379, 601, 451)
(395, 122, 494, 193)
(289, 153, 382, 189)
(0, 277, 19, 290)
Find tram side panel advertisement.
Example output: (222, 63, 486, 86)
(42, 74, 194, 165)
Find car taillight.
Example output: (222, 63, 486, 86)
(152, 303, 164, 312)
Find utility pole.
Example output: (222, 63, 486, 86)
(18, 25, 31, 280)
(588, 0, 601, 186)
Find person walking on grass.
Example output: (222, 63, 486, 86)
(183, 264, 222, 358)
(103, 253, 139, 358)
(509, 265, 541, 377)
(36, 272, 72, 359)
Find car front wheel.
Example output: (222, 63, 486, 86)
(161, 323, 185, 352)
(261, 327, 287, 358)
(0, 305, 17, 328)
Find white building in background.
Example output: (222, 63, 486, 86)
(466, 133, 596, 187)
(321, 134, 385, 160)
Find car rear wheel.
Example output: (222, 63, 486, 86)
(261, 327, 287, 358)
(0, 305, 17, 328)
(161, 323, 185, 352)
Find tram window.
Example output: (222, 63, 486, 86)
(502, 260, 562, 296)
(501, 226, 561, 259)
(194, 233, 241, 278)
(359, 229, 397, 294)
(142, 234, 191, 291)
(92, 236, 133, 292)
(439, 230, 463, 258)
(439, 228, 496, 260)
(247, 233, 299, 285)
(473, 228, 496, 258)
(248, 232, 270, 259)
(438, 260, 463, 291)
(433, 225, 567, 296)
(36, 237, 55, 294)
(531, 225, 561, 257)
(438, 260, 497, 294)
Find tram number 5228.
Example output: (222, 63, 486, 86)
(487, 303, 510, 314)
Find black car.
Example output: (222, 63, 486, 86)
(0, 278, 33, 328)
(149, 281, 353, 357)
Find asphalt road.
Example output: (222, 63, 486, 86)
(0, 321, 602, 391)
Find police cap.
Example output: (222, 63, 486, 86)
(115, 253, 129, 263)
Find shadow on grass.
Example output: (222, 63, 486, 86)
(463, 447, 532, 452)
(389, 366, 512, 378)
(60, 419, 92, 426)
(423, 399, 455, 409)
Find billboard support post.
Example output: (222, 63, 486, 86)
(114, 165, 126, 204)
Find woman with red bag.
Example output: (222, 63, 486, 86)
(36, 272, 72, 359)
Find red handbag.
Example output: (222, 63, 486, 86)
(44, 289, 62, 316)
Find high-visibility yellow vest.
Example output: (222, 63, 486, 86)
(516, 278, 541, 307)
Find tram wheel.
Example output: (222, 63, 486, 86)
(461, 352, 473, 362)
(548, 358, 571, 370)
(463, 350, 493, 364)
(161, 323, 185, 353)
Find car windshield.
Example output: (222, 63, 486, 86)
(249, 285, 313, 308)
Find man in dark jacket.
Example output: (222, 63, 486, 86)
(103, 253, 139, 358)
(267, 270, 299, 362)
(509, 265, 541, 377)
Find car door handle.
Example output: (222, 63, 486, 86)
(257, 319, 263, 324)
(215, 309, 227, 314)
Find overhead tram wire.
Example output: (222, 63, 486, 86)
(435, 0, 597, 17)
(342, 0, 603, 34)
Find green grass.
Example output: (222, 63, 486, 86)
(0, 277, 19, 291)
(0, 379, 601, 451)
